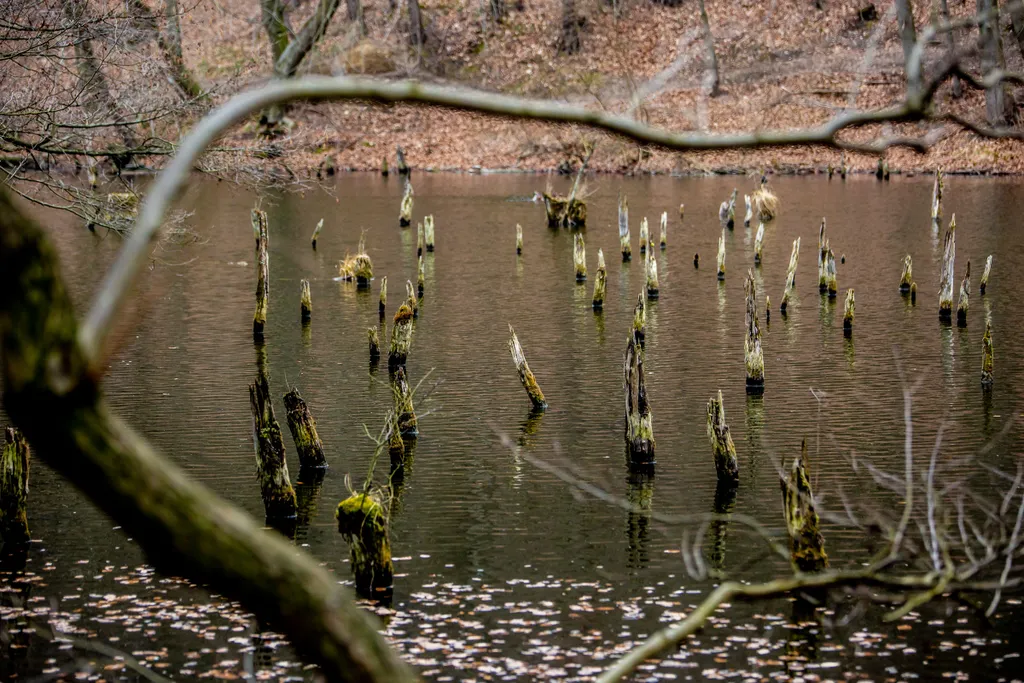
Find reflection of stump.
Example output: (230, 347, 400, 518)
(626, 469, 654, 569)
(0, 427, 30, 547)
(283, 389, 327, 470)
(781, 440, 828, 572)
(336, 491, 394, 598)
(708, 479, 737, 570)
(249, 374, 297, 520)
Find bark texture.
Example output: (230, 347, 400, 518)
(977, 0, 1015, 126)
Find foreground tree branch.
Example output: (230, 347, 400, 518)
(0, 187, 418, 683)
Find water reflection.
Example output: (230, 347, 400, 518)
(708, 480, 737, 571)
(626, 468, 654, 570)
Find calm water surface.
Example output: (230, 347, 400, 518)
(3, 174, 1024, 681)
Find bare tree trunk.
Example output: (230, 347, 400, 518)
(408, 0, 426, 51)
(260, 0, 290, 67)
(939, 0, 963, 97)
(894, 0, 917, 83)
(697, 0, 720, 96)
(489, 0, 507, 23)
(1007, 0, 1024, 64)
(977, 0, 1014, 126)
(557, 0, 581, 54)
(159, 0, 204, 98)
(64, 0, 137, 162)
(347, 0, 366, 35)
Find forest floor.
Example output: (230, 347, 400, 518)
(181, 0, 1024, 176)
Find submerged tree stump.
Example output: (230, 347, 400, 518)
(388, 304, 415, 372)
(744, 271, 764, 391)
(619, 194, 631, 261)
(639, 217, 649, 254)
(931, 168, 944, 227)
(253, 209, 270, 341)
(781, 440, 828, 572)
(336, 491, 394, 597)
(516, 224, 523, 255)
(424, 215, 435, 252)
(957, 260, 970, 327)
(399, 181, 413, 227)
(980, 254, 993, 294)
(781, 237, 800, 313)
(624, 333, 655, 465)
(542, 192, 586, 229)
(379, 276, 387, 318)
(824, 247, 838, 299)
(249, 374, 297, 520)
(716, 232, 726, 280)
(508, 325, 546, 409)
(939, 215, 956, 320)
(393, 367, 418, 436)
(645, 239, 659, 300)
(592, 249, 607, 310)
(817, 218, 828, 293)
(706, 390, 738, 485)
(0, 427, 30, 547)
(300, 279, 312, 323)
(396, 145, 410, 176)
(899, 254, 913, 293)
(574, 233, 587, 282)
(982, 319, 994, 386)
(659, 211, 668, 250)
(416, 221, 424, 257)
(417, 255, 425, 297)
(754, 222, 765, 265)
(283, 389, 328, 470)
(368, 326, 381, 363)
(311, 219, 324, 249)
(743, 194, 752, 228)
(843, 289, 855, 336)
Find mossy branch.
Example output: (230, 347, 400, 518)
(0, 188, 417, 683)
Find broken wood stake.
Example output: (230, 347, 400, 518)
(336, 490, 393, 597)
(508, 324, 547, 409)
(574, 233, 587, 282)
(249, 373, 297, 520)
(781, 440, 828, 572)
(706, 390, 738, 485)
(311, 219, 323, 249)
(619, 193, 631, 261)
(0, 427, 30, 546)
(283, 389, 328, 470)
(300, 279, 312, 323)
(593, 248, 606, 310)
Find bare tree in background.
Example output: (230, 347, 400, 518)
(347, 0, 366, 35)
(408, 0, 426, 52)
(558, 0, 582, 54)
(1007, 0, 1024, 63)
(697, 0, 720, 96)
(895, 0, 917, 84)
(939, 0, 963, 97)
(977, 0, 1015, 126)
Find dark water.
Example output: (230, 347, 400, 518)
(3, 173, 1024, 681)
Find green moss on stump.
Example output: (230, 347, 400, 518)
(336, 491, 394, 597)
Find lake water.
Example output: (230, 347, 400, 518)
(3, 173, 1024, 681)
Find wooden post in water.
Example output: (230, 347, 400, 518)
(417, 255, 425, 297)
(817, 218, 827, 293)
(0, 427, 30, 546)
(335, 490, 394, 597)
(508, 325, 547, 409)
(781, 440, 828, 572)
(980, 254, 992, 294)
(378, 276, 387, 318)
(843, 289, 855, 336)
(416, 221, 424, 256)
(249, 373, 297, 520)
(283, 389, 328, 470)
(399, 180, 413, 227)
(659, 211, 667, 250)
(574, 233, 587, 282)
(910, 282, 917, 304)
(645, 239, 659, 300)
(381, 157, 389, 177)
(706, 390, 738, 484)
(311, 219, 324, 249)
(781, 237, 800, 313)
(754, 221, 765, 265)
(368, 327, 381, 363)
(388, 303, 414, 372)
(424, 215, 435, 252)
(516, 224, 523, 255)
(825, 247, 838, 299)
(765, 294, 771, 323)
(939, 215, 956, 320)
(744, 271, 764, 392)
(693, 252, 699, 268)
(619, 194, 631, 261)
(716, 232, 726, 280)
(300, 279, 312, 323)
(624, 333, 655, 465)
(396, 145, 410, 175)
(388, 411, 405, 464)
(743, 194, 752, 228)
(899, 255, 913, 293)
(632, 293, 646, 348)
(405, 280, 418, 318)
(679, 203, 685, 224)
(638, 217, 649, 254)
(393, 367, 418, 436)
(931, 168, 943, 228)
(251, 206, 264, 249)
(592, 248, 607, 310)
(253, 209, 269, 341)
(354, 237, 373, 288)
(982, 319, 994, 386)
(956, 260, 970, 327)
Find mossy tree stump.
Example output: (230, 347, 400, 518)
(378, 276, 387, 318)
(781, 440, 828, 572)
(388, 304, 414, 372)
(574, 233, 587, 282)
(624, 333, 655, 465)
(843, 288, 855, 336)
(956, 260, 970, 327)
(283, 389, 328, 470)
(368, 326, 381, 363)
(781, 237, 800, 313)
(336, 491, 394, 597)
(253, 209, 270, 341)
(659, 211, 667, 250)
(982, 320, 994, 386)
(939, 215, 956, 320)
(645, 239, 659, 300)
(754, 222, 765, 265)
(300, 279, 312, 323)
(899, 254, 913, 293)
(508, 324, 546, 409)
(592, 249, 606, 310)
(744, 271, 764, 392)
(619, 194, 631, 261)
(249, 374, 297, 520)
(392, 367, 418, 437)
(706, 390, 738, 485)
(399, 181, 413, 227)
(0, 427, 30, 547)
